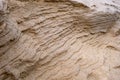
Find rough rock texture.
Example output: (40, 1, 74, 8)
(0, 0, 120, 80)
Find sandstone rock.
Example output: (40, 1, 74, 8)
(0, 0, 120, 80)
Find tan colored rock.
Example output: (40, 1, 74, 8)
(0, 0, 20, 56)
(0, 0, 120, 80)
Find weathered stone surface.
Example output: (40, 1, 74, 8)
(0, 0, 120, 80)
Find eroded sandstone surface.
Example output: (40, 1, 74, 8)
(0, 0, 120, 80)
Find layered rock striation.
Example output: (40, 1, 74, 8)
(0, 0, 120, 80)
